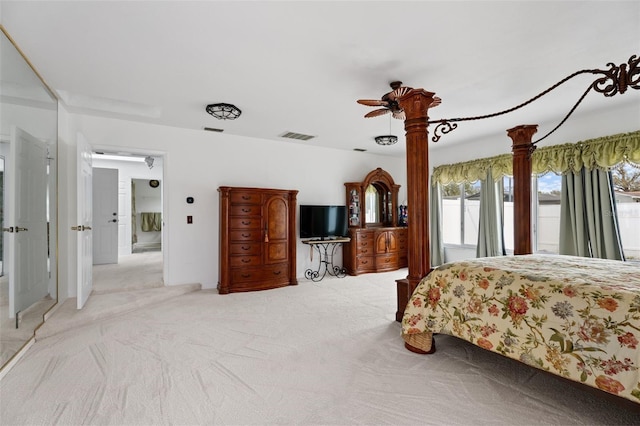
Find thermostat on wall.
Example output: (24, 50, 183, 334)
(186, 197, 194, 204)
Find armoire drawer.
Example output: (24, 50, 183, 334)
(230, 217, 261, 229)
(230, 255, 261, 267)
(230, 205, 262, 216)
(230, 191, 262, 204)
(229, 230, 262, 241)
(230, 242, 261, 255)
(231, 263, 289, 284)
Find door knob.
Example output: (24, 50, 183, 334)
(2, 227, 14, 233)
(110, 219, 117, 223)
(15, 227, 28, 232)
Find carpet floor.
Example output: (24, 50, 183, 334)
(0, 265, 638, 425)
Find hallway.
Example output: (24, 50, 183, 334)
(93, 251, 164, 294)
(35, 252, 200, 340)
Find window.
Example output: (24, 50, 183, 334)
(611, 163, 640, 261)
(445, 175, 562, 254)
(503, 176, 514, 252)
(442, 181, 480, 245)
(534, 172, 562, 254)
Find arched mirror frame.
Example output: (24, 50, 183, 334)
(0, 26, 59, 376)
(346, 168, 400, 228)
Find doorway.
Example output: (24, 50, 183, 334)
(131, 178, 162, 254)
(90, 152, 165, 294)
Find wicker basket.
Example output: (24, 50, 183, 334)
(403, 332, 436, 354)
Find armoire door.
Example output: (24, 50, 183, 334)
(264, 195, 288, 265)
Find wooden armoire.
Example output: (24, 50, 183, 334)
(343, 168, 408, 275)
(218, 186, 298, 294)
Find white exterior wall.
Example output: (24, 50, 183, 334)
(442, 201, 640, 261)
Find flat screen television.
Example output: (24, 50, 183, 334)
(299, 205, 348, 240)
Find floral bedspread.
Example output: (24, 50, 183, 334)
(401, 254, 640, 403)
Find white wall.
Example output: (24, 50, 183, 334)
(59, 114, 406, 294)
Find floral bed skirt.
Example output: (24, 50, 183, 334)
(401, 254, 640, 403)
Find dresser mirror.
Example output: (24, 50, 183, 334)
(346, 168, 399, 228)
(0, 28, 58, 372)
(364, 183, 394, 226)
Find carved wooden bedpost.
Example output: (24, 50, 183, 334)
(507, 125, 538, 255)
(394, 89, 439, 321)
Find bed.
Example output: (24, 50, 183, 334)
(400, 254, 640, 402)
(387, 57, 639, 403)
(394, 55, 640, 405)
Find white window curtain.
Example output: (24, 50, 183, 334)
(476, 168, 506, 258)
(559, 168, 625, 260)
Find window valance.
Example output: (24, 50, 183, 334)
(431, 154, 511, 185)
(532, 130, 640, 174)
(432, 130, 640, 185)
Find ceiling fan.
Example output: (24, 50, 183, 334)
(357, 81, 441, 120)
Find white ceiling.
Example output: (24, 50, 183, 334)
(2, 1, 639, 156)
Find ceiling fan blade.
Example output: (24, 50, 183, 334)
(392, 109, 406, 120)
(357, 99, 388, 106)
(388, 86, 411, 100)
(364, 108, 390, 118)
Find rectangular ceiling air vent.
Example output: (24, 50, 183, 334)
(204, 127, 224, 132)
(279, 131, 315, 141)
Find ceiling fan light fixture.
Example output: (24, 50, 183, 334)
(206, 103, 242, 120)
(375, 135, 398, 146)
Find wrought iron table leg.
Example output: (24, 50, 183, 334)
(303, 241, 347, 282)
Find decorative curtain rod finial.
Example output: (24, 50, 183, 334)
(427, 54, 640, 144)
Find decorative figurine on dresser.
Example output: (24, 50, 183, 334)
(343, 168, 408, 275)
(218, 186, 298, 294)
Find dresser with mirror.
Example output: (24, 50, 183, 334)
(343, 168, 407, 275)
(0, 27, 59, 376)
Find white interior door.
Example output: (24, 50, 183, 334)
(92, 168, 118, 265)
(6, 126, 49, 318)
(76, 133, 93, 309)
(117, 179, 129, 256)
